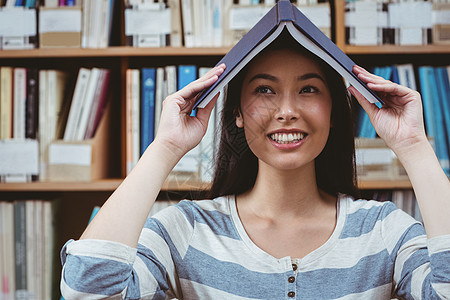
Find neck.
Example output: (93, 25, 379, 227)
(238, 160, 335, 219)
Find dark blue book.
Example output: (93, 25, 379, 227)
(193, 0, 382, 110)
(141, 68, 156, 156)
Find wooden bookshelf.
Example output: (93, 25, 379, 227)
(0, 46, 231, 59)
(0, 179, 414, 192)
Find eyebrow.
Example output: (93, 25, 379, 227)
(248, 72, 326, 83)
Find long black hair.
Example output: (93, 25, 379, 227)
(206, 30, 359, 199)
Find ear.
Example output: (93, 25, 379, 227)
(235, 110, 244, 128)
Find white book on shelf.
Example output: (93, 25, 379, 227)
(81, 0, 91, 48)
(169, 0, 183, 47)
(181, 0, 194, 47)
(1, 202, 15, 299)
(98, 0, 112, 48)
(13, 67, 27, 139)
(154, 67, 165, 134)
(25, 200, 35, 299)
(212, 0, 223, 47)
(64, 68, 91, 141)
(165, 65, 177, 98)
(39, 70, 49, 180)
(131, 69, 140, 168)
(74, 68, 101, 141)
(43, 201, 54, 300)
(46, 70, 68, 141)
(396, 64, 417, 91)
(33, 200, 43, 299)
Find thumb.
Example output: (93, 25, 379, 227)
(195, 92, 220, 128)
(348, 86, 379, 121)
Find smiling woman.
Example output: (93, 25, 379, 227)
(60, 25, 450, 300)
(208, 31, 358, 199)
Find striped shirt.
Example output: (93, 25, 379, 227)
(61, 195, 450, 299)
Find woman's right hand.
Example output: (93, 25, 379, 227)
(153, 64, 225, 158)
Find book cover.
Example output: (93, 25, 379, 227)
(193, 0, 382, 110)
(84, 69, 111, 139)
(13, 68, 27, 139)
(140, 68, 156, 156)
(0, 67, 13, 139)
(25, 68, 38, 139)
(154, 67, 165, 136)
(14, 200, 27, 298)
(74, 68, 101, 140)
(434, 67, 450, 176)
(64, 68, 91, 141)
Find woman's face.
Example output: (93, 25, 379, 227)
(236, 48, 333, 172)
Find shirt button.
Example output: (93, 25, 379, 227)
(288, 291, 295, 298)
(292, 263, 298, 271)
(288, 276, 295, 283)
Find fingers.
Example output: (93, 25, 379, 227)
(348, 85, 379, 118)
(352, 65, 411, 98)
(196, 92, 220, 126)
(176, 64, 225, 101)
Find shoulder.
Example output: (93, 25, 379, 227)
(340, 196, 425, 245)
(147, 196, 232, 229)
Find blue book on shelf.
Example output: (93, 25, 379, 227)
(141, 68, 156, 156)
(24, 0, 36, 7)
(88, 206, 100, 224)
(15, 0, 24, 6)
(418, 66, 436, 139)
(178, 65, 198, 116)
(391, 65, 399, 84)
(434, 67, 450, 176)
(178, 65, 197, 90)
(193, 0, 382, 110)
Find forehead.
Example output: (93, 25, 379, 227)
(244, 48, 325, 79)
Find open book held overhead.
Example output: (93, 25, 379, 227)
(193, 0, 383, 110)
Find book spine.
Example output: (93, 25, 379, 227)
(25, 68, 38, 139)
(64, 68, 91, 141)
(126, 69, 134, 174)
(13, 68, 27, 139)
(84, 69, 111, 139)
(140, 68, 156, 156)
(75, 68, 100, 140)
(131, 69, 140, 166)
(181, 0, 194, 47)
(38, 70, 48, 180)
(14, 201, 27, 297)
(0, 67, 13, 139)
(433, 67, 450, 176)
(154, 67, 165, 136)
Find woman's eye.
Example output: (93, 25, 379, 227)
(255, 86, 274, 94)
(300, 86, 318, 94)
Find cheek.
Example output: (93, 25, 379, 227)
(241, 98, 276, 128)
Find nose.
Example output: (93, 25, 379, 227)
(274, 95, 299, 122)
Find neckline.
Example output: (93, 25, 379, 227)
(227, 194, 347, 266)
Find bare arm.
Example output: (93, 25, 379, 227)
(349, 65, 450, 238)
(80, 64, 225, 247)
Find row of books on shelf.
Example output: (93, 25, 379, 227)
(125, 65, 222, 183)
(126, 0, 331, 48)
(0, 0, 115, 49)
(0, 199, 59, 300)
(0, 66, 111, 182)
(345, 0, 450, 46)
(355, 64, 450, 177)
(0, 0, 330, 49)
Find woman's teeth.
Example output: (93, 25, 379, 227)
(270, 132, 305, 144)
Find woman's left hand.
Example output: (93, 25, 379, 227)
(348, 65, 428, 154)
